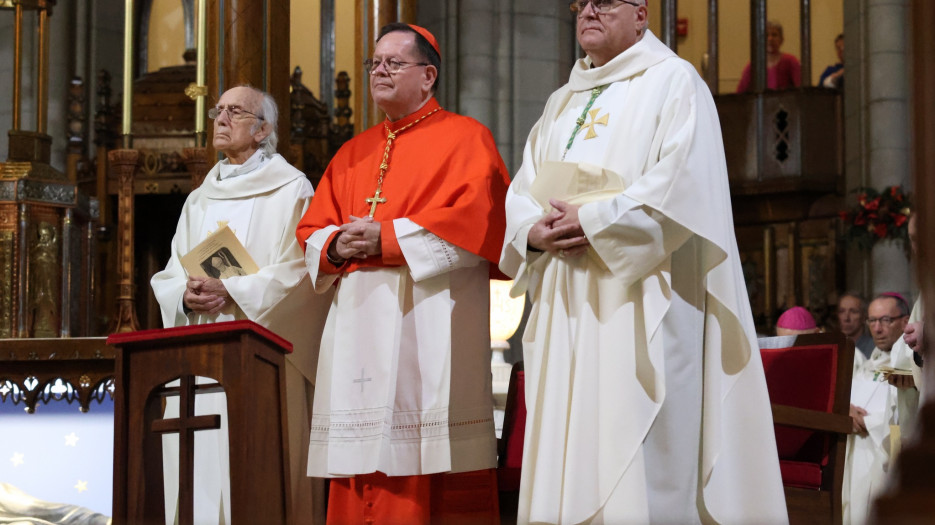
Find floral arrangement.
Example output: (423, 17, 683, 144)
(839, 186, 911, 250)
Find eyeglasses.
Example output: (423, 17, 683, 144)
(364, 57, 429, 75)
(866, 315, 908, 327)
(208, 105, 264, 121)
(569, 0, 641, 16)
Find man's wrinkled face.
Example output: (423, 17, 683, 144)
(837, 295, 865, 339)
(212, 87, 265, 159)
(867, 297, 908, 352)
(576, 0, 647, 66)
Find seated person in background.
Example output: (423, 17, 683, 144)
(736, 20, 801, 93)
(839, 292, 875, 358)
(775, 306, 820, 336)
(818, 33, 845, 89)
(843, 292, 919, 525)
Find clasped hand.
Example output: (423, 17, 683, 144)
(331, 215, 382, 262)
(183, 276, 229, 314)
(527, 199, 590, 258)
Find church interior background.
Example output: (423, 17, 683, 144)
(1, 0, 934, 521)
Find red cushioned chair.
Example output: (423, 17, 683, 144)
(759, 332, 855, 525)
(497, 361, 525, 525)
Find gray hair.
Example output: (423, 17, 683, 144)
(241, 86, 278, 156)
(237, 84, 279, 157)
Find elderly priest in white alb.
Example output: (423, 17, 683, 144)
(150, 85, 330, 525)
(500, 1, 788, 523)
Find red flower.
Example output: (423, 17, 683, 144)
(874, 223, 888, 238)
(893, 213, 908, 227)
(865, 197, 881, 211)
(854, 213, 866, 226)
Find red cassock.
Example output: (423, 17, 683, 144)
(296, 97, 510, 524)
(296, 98, 510, 277)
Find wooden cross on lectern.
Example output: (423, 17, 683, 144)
(151, 374, 222, 525)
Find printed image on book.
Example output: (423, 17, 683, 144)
(180, 225, 259, 278)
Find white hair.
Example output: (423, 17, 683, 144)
(240, 86, 278, 156)
(250, 88, 279, 157)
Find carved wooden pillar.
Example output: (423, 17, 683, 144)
(181, 147, 210, 190)
(206, 0, 291, 160)
(108, 149, 140, 333)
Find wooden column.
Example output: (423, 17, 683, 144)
(108, 149, 140, 334)
(181, 147, 210, 190)
(207, 0, 291, 160)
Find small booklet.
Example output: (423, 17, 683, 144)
(180, 225, 259, 278)
(875, 365, 913, 377)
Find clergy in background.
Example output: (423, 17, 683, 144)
(844, 292, 917, 525)
(151, 85, 331, 525)
(500, 1, 788, 523)
(296, 23, 510, 524)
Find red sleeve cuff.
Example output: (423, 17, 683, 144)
(381, 220, 405, 265)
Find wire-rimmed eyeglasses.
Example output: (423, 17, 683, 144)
(207, 105, 264, 121)
(569, 0, 641, 16)
(364, 57, 430, 75)
(866, 315, 908, 327)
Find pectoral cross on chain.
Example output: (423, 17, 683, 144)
(366, 188, 386, 218)
(581, 108, 609, 139)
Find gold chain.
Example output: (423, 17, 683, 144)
(367, 107, 442, 217)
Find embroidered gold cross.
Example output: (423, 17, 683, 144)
(366, 188, 387, 218)
(581, 108, 609, 140)
(207, 220, 231, 236)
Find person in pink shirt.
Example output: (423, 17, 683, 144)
(736, 20, 801, 93)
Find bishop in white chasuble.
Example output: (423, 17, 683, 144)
(500, 21, 788, 525)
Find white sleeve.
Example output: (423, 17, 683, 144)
(394, 218, 484, 282)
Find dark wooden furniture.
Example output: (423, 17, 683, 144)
(0, 337, 114, 412)
(108, 320, 293, 525)
(759, 332, 855, 525)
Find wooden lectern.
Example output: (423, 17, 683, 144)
(108, 320, 293, 525)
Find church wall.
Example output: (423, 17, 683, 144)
(85, 0, 125, 150)
(147, 0, 187, 72)
(291, 0, 322, 92)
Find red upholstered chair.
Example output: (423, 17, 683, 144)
(497, 361, 525, 525)
(759, 332, 855, 525)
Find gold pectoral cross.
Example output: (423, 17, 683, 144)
(581, 108, 609, 140)
(366, 188, 387, 217)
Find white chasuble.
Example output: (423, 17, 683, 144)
(151, 152, 331, 525)
(304, 220, 497, 478)
(843, 347, 911, 525)
(501, 30, 787, 524)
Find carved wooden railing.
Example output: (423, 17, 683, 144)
(0, 338, 115, 413)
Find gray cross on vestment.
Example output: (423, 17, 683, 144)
(353, 368, 372, 393)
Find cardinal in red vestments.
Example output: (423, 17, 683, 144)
(296, 23, 510, 524)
